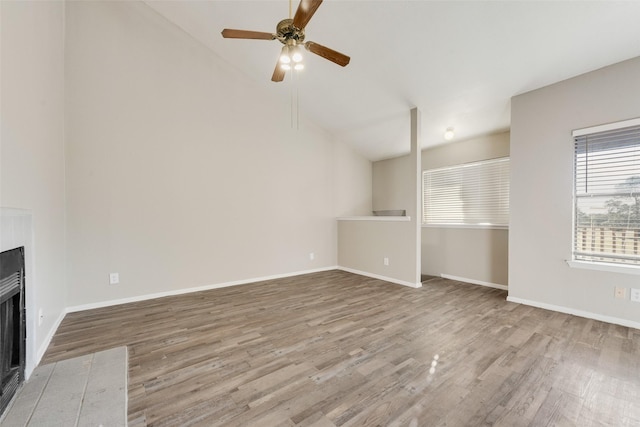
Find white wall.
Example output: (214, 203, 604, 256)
(373, 132, 510, 286)
(510, 56, 640, 326)
(64, 1, 371, 308)
(1, 1, 67, 369)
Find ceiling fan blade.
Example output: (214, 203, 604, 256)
(221, 29, 275, 40)
(272, 61, 285, 82)
(293, 0, 323, 30)
(305, 41, 350, 67)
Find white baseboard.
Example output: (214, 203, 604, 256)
(66, 266, 339, 313)
(440, 274, 508, 291)
(506, 296, 640, 331)
(30, 309, 66, 379)
(337, 266, 422, 288)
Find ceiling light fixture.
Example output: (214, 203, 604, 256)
(280, 44, 303, 71)
(444, 127, 455, 141)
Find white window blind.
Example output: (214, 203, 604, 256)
(573, 121, 640, 266)
(422, 157, 510, 227)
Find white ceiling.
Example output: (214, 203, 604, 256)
(145, 0, 640, 161)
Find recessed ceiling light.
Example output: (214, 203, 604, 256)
(444, 128, 455, 141)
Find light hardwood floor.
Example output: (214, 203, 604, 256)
(43, 270, 640, 426)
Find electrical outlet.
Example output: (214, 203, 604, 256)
(309, 252, 315, 261)
(383, 257, 389, 266)
(38, 308, 43, 326)
(614, 286, 627, 299)
(631, 288, 640, 303)
(109, 273, 119, 285)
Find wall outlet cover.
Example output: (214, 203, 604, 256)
(109, 272, 119, 285)
(614, 286, 627, 299)
(631, 288, 640, 303)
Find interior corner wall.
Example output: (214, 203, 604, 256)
(373, 131, 510, 286)
(510, 56, 640, 325)
(64, 1, 370, 308)
(1, 1, 67, 366)
(332, 140, 372, 218)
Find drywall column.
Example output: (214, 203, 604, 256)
(410, 108, 422, 284)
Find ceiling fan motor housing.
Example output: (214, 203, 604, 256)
(276, 19, 305, 45)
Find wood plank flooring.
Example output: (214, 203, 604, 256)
(43, 270, 640, 426)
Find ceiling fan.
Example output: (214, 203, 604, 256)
(221, 0, 350, 82)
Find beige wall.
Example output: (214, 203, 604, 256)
(64, 1, 370, 307)
(333, 140, 372, 218)
(510, 56, 640, 325)
(373, 155, 413, 214)
(1, 1, 67, 365)
(422, 132, 509, 170)
(373, 131, 510, 286)
(338, 220, 419, 285)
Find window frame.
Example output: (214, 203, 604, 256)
(569, 117, 640, 274)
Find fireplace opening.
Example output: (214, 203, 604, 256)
(0, 247, 25, 417)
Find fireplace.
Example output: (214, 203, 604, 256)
(0, 247, 25, 417)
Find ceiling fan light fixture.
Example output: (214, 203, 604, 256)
(221, 0, 351, 83)
(292, 49, 303, 63)
(280, 53, 291, 64)
(444, 127, 455, 141)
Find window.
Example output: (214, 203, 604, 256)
(573, 118, 640, 267)
(422, 157, 510, 227)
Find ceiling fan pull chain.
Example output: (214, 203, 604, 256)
(289, 69, 300, 131)
(290, 71, 295, 129)
(296, 71, 300, 130)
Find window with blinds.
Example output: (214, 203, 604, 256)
(573, 119, 640, 266)
(422, 157, 510, 227)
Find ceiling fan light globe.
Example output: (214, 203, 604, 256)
(292, 52, 303, 63)
(281, 63, 292, 71)
(294, 63, 304, 71)
(280, 54, 291, 64)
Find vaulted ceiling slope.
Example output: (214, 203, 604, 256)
(145, 1, 640, 161)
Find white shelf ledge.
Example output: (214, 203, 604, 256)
(337, 216, 411, 221)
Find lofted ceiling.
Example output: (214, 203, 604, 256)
(145, 1, 640, 161)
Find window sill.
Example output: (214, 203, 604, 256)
(566, 260, 640, 276)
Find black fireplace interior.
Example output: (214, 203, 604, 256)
(0, 247, 25, 417)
